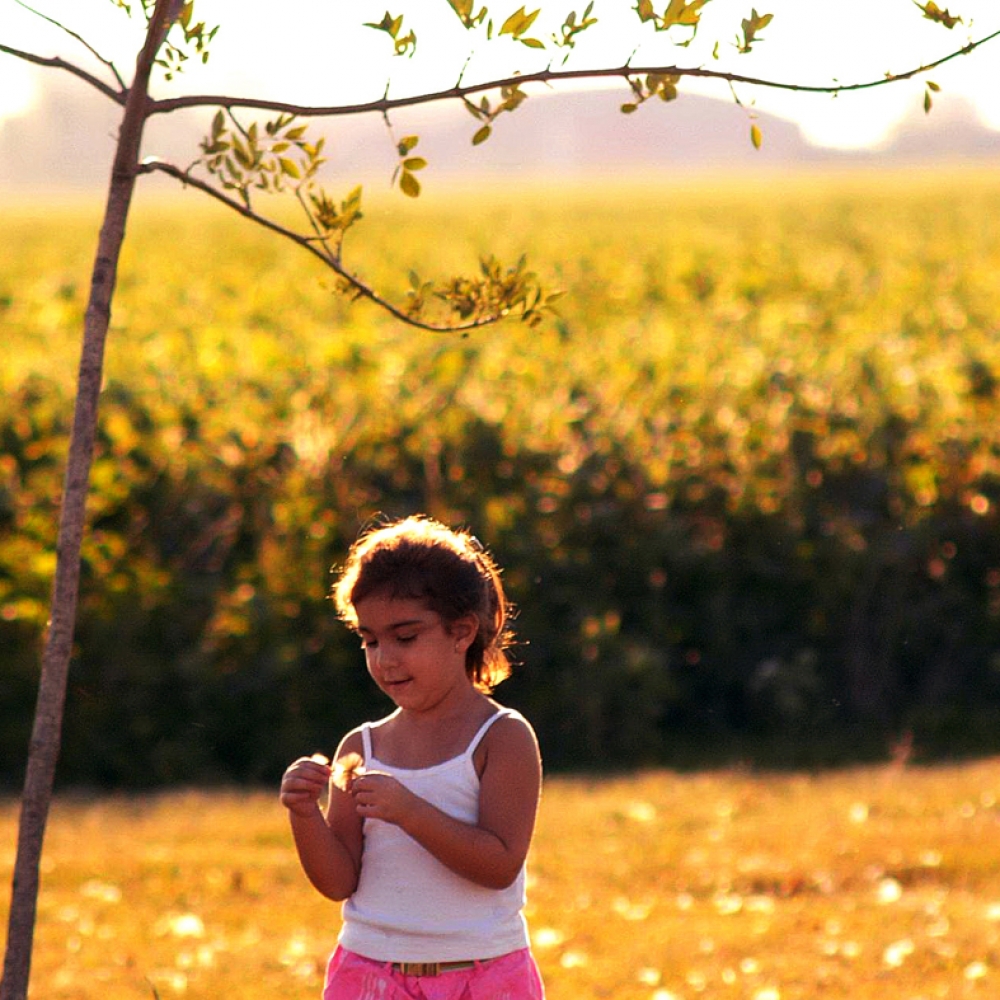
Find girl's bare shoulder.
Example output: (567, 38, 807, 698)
(335, 728, 364, 758)
(478, 707, 541, 766)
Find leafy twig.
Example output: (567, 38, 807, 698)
(136, 158, 539, 332)
(146, 27, 1000, 117)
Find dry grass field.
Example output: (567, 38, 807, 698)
(3, 759, 1000, 999)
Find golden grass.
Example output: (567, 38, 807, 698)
(3, 760, 1000, 999)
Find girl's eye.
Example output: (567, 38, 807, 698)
(360, 638, 377, 649)
(397, 634, 417, 644)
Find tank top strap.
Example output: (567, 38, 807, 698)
(465, 707, 520, 758)
(360, 723, 374, 762)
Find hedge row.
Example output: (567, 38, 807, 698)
(3, 366, 1000, 786)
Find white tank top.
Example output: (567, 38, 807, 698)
(338, 708, 531, 963)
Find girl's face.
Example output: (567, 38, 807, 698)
(353, 593, 477, 713)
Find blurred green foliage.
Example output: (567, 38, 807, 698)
(3, 171, 1000, 785)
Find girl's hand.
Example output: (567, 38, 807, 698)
(350, 771, 417, 825)
(280, 754, 332, 817)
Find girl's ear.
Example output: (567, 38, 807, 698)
(450, 614, 479, 652)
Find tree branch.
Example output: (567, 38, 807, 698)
(13, 0, 127, 91)
(147, 29, 1000, 118)
(0, 42, 125, 104)
(137, 158, 512, 334)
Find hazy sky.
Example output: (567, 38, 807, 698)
(2, 0, 999, 149)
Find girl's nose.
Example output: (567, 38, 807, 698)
(372, 642, 396, 669)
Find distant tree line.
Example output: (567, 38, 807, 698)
(3, 366, 1000, 787)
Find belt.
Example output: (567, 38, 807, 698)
(389, 960, 478, 976)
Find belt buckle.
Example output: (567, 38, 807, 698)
(399, 961, 440, 976)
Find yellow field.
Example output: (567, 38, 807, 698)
(3, 759, 1000, 999)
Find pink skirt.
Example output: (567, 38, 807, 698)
(322, 946, 545, 1000)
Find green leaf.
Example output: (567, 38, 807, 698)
(500, 84, 528, 112)
(448, 0, 483, 27)
(365, 12, 402, 36)
(232, 137, 252, 168)
(500, 6, 541, 38)
(664, 0, 710, 28)
(394, 30, 417, 55)
(279, 158, 301, 178)
(636, 0, 656, 22)
(397, 135, 420, 155)
(750, 123, 763, 149)
(399, 170, 421, 197)
(915, 1, 962, 28)
(472, 124, 493, 145)
(520, 36, 545, 48)
(924, 88, 933, 113)
(621, 103, 639, 114)
(739, 8, 774, 52)
(402, 157, 428, 171)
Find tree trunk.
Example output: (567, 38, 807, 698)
(0, 6, 175, 998)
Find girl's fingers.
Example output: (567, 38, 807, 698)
(284, 760, 331, 782)
(281, 766, 330, 796)
(280, 757, 333, 810)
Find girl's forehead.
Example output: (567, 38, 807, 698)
(353, 593, 436, 629)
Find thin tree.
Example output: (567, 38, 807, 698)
(1, 1, 998, 997)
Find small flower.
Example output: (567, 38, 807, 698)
(753, 989, 781, 1000)
(848, 802, 869, 824)
(532, 927, 566, 949)
(883, 939, 914, 967)
(157, 913, 205, 939)
(636, 967, 661, 985)
(80, 880, 122, 903)
(624, 800, 657, 823)
(965, 961, 988, 981)
(332, 752, 365, 791)
(876, 878, 903, 904)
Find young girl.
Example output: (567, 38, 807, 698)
(280, 515, 545, 999)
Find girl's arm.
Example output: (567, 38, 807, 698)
(350, 715, 542, 890)
(280, 731, 365, 901)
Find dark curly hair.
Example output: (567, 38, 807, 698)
(332, 515, 514, 692)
